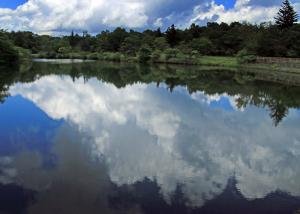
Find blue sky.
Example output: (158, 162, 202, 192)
(0, 0, 299, 34)
(215, 0, 235, 9)
(0, 0, 27, 9)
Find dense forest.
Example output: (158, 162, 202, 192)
(0, 0, 299, 65)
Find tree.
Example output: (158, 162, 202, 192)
(120, 35, 142, 55)
(138, 46, 152, 63)
(275, 0, 298, 28)
(189, 23, 201, 38)
(166, 24, 178, 47)
(69, 31, 80, 50)
(189, 37, 214, 55)
(154, 28, 162, 37)
(0, 33, 19, 66)
(108, 27, 128, 51)
(153, 37, 169, 51)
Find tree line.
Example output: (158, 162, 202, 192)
(0, 0, 299, 65)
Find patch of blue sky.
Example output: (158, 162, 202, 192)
(0, 95, 63, 156)
(0, 0, 27, 9)
(209, 96, 235, 112)
(215, 0, 236, 9)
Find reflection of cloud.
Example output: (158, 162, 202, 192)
(191, 91, 242, 111)
(0, 156, 15, 184)
(2, 127, 143, 214)
(9, 76, 300, 207)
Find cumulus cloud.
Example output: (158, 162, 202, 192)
(188, 1, 279, 26)
(153, 17, 163, 28)
(0, 0, 205, 33)
(8, 75, 300, 207)
(1, 0, 299, 33)
(0, 0, 149, 33)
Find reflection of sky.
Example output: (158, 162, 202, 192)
(0, 95, 62, 155)
(4, 76, 300, 207)
(209, 96, 235, 111)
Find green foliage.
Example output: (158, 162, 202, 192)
(69, 31, 78, 49)
(152, 37, 169, 51)
(164, 48, 180, 60)
(191, 50, 200, 58)
(166, 24, 179, 47)
(0, 33, 19, 66)
(3, 19, 300, 64)
(189, 37, 214, 55)
(237, 49, 257, 64)
(275, 0, 298, 29)
(138, 46, 152, 63)
(151, 50, 162, 62)
(120, 35, 142, 55)
(101, 52, 122, 62)
(107, 27, 128, 51)
(58, 46, 72, 54)
(198, 56, 238, 67)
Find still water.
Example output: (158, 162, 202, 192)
(0, 61, 300, 214)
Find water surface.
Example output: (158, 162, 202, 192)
(1, 62, 300, 214)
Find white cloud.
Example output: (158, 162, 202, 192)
(1, 0, 298, 34)
(153, 17, 163, 28)
(0, 0, 149, 33)
(8, 76, 300, 207)
(189, 1, 280, 25)
(0, 0, 299, 33)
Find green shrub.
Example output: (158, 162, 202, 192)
(151, 50, 162, 62)
(189, 37, 214, 55)
(47, 51, 57, 59)
(190, 50, 200, 58)
(164, 48, 180, 60)
(138, 47, 152, 63)
(101, 52, 122, 62)
(87, 52, 99, 60)
(237, 49, 257, 64)
(0, 39, 19, 66)
(152, 37, 169, 51)
(58, 46, 72, 54)
(287, 50, 299, 58)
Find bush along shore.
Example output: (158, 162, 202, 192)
(32, 51, 240, 67)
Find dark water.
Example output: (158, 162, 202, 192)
(1, 61, 300, 214)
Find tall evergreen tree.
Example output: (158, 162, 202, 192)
(155, 28, 162, 37)
(69, 31, 76, 49)
(275, 0, 298, 28)
(166, 24, 178, 47)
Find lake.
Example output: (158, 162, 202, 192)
(0, 61, 300, 214)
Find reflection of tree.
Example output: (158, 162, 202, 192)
(2, 62, 300, 126)
(236, 93, 290, 126)
(0, 66, 20, 103)
(269, 101, 289, 127)
(109, 176, 300, 214)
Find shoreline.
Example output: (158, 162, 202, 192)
(28, 56, 300, 87)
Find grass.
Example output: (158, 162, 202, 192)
(197, 56, 238, 67)
(31, 51, 300, 77)
(32, 51, 239, 67)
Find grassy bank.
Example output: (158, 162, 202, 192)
(32, 51, 239, 67)
(32, 51, 300, 74)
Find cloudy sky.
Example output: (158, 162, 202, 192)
(0, 0, 299, 34)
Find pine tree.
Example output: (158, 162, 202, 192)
(155, 28, 162, 37)
(69, 30, 76, 50)
(275, 0, 298, 28)
(166, 24, 178, 47)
